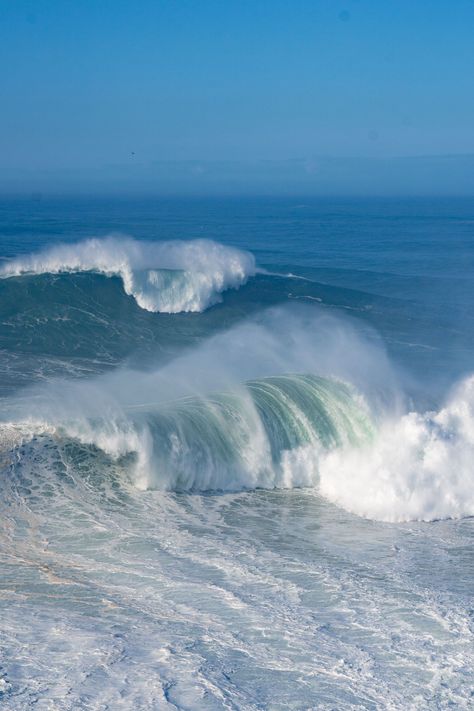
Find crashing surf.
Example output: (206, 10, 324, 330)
(0, 236, 256, 313)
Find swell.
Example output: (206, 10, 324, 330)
(0, 236, 256, 313)
(0, 265, 394, 397)
(0, 270, 272, 394)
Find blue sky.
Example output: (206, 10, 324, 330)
(1, 0, 474, 192)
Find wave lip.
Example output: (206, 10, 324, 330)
(0, 236, 256, 313)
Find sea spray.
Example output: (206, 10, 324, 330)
(319, 374, 474, 522)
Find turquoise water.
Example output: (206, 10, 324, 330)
(0, 197, 473, 709)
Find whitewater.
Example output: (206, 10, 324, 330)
(0, 198, 473, 710)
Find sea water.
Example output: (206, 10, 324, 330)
(0, 197, 473, 709)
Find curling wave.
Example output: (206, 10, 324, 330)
(0, 374, 373, 493)
(2, 372, 474, 522)
(2, 305, 472, 523)
(0, 236, 256, 313)
(5, 372, 474, 523)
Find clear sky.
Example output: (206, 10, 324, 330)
(1, 0, 474, 193)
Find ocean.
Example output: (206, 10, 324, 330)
(0, 196, 473, 709)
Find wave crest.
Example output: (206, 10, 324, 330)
(0, 236, 256, 313)
(50, 370, 474, 522)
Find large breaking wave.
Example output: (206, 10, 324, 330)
(0, 236, 256, 313)
(2, 305, 473, 522)
(1, 374, 372, 493)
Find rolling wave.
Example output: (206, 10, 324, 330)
(0, 236, 256, 313)
(2, 371, 474, 522)
(1, 304, 472, 523)
(0, 374, 373, 492)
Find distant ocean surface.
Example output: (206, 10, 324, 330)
(0, 196, 473, 709)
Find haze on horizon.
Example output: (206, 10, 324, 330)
(1, 0, 474, 195)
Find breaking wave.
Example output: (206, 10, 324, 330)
(1, 304, 473, 522)
(0, 374, 372, 494)
(68, 374, 374, 492)
(3, 371, 474, 523)
(0, 236, 256, 313)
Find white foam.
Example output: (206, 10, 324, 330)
(319, 375, 474, 522)
(0, 236, 256, 313)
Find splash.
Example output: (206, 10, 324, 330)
(319, 375, 474, 522)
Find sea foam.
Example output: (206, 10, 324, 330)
(0, 236, 256, 313)
(319, 375, 474, 522)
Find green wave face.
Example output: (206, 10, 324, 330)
(138, 374, 374, 491)
(247, 375, 373, 454)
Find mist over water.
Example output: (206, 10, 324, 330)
(0, 199, 473, 709)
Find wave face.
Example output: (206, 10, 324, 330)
(95, 374, 373, 491)
(0, 236, 256, 313)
